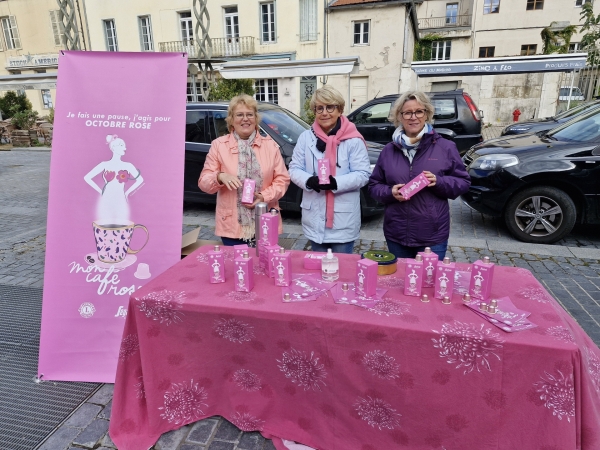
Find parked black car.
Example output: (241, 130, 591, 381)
(346, 89, 483, 153)
(461, 107, 600, 244)
(184, 102, 384, 216)
(501, 100, 600, 136)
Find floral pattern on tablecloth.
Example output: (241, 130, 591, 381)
(158, 379, 208, 425)
(226, 291, 258, 303)
(214, 318, 255, 343)
(233, 369, 262, 392)
(517, 286, 552, 303)
(134, 375, 145, 399)
(231, 411, 265, 431)
(367, 299, 410, 317)
(277, 348, 327, 391)
(137, 290, 185, 325)
(432, 321, 504, 374)
(119, 334, 139, 362)
(354, 396, 401, 430)
(546, 326, 576, 344)
(585, 346, 600, 395)
(377, 276, 404, 288)
(362, 350, 400, 380)
(534, 369, 575, 422)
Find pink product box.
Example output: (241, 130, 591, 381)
(241, 179, 256, 204)
(356, 258, 378, 298)
(303, 253, 326, 270)
(273, 252, 291, 286)
(234, 255, 254, 292)
(265, 245, 281, 278)
(258, 242, 268, 270)
(418, 252, 439, 288)
(469, 259, 495, 301)
(404, 259, 424, 297)
(317, 158, 331, 184)
(234, 244, 249, 259)
(260, 212, 279, 246)
(207, 249, 225, 284)
(435, 260, 456, 299)
(399, 171, 430, 200)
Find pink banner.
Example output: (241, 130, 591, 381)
(38, 51, 187, 382)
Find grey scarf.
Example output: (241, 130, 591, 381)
(235, 131, 263, 240)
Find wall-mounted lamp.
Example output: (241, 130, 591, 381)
(284, 88, 290, 96)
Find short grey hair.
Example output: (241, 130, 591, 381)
(310, 85, 345, 114)
(389, 90, 435, 126)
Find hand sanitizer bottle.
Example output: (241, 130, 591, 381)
(321, 249, 339, 281)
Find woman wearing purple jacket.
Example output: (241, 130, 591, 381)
(368, 91, 470, 259)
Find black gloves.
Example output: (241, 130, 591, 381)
(306, 176, 321, 193)
(306, 175, 338, 193)
(319, 175, 338, 191)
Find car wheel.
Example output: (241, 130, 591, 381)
(504, 186, 576, 244)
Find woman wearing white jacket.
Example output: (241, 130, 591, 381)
(289, 85, 371, 254)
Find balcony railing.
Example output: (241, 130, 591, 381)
(418, 14, 472, 30)
(158, 37, 256, 58)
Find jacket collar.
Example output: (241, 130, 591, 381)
(226, 131, 264, 153)
(392, 129, 438, 152)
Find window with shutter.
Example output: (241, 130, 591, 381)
(49, 10, 64, 46)
(1, 16, 21, 50)
(299, 0, 317, 41)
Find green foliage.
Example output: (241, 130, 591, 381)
(47, 107, 54, 124)
(413, 34, 444, 62)
(302, 98, 315, 125)
(580, 3, 600, 64)
(541, 22, 577, 54)
(0, 91, 32, 119)
(11, 109, 39, 130)
(207, 77, 255, 101)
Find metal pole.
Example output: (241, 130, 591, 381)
(567, 69, 575, 110)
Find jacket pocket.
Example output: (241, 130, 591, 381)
(300, 197, 312, 210)
(333, 201, 355, 212)
(216, 207, 235, 235)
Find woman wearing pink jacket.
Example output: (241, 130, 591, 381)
(198, 94, 290, 246)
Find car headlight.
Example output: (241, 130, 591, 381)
(469, 154, 519, 171)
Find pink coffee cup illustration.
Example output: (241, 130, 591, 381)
(93, 221, 149, 263)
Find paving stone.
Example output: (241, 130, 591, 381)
(100, 431, 117, 448)
(179, 444, 206, 450)
(72, 418, 110, 448)
(263, 440, 277, 450)
(98, 399, 112, 419)
(37, 426, 81, 450)
(88, 384, 114, 405)
(155, 424, 193, 450)
(237, 431, 266, 450)
(207, 441, 235, 450)
(214, 419, 241, 441)
(187, 418, 219, 445)
(63, 403, 102, 428)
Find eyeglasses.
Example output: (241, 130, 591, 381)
(314, 105, 339, 114)
(234, 113, 256, 119)
(400, 109, 426, 119)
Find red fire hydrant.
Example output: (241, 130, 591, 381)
(512, 109, 521, 122)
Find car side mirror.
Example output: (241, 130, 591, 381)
(479, 110, 484, 119)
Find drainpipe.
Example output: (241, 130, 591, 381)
(402, 3, 410, 64)
(567, 69, 576, 110)
(78, 0, 92, 50)
(323, 0, 328, 85)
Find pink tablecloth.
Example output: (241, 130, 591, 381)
(109, 246, 600, 450)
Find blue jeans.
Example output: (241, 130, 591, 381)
(310, 240, 355, 254)
(220, 237, 256, 247)
(386, 239, 448, 260)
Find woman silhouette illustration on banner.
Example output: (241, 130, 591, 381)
(84, 135, 144, 225)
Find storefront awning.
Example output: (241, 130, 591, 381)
(0, 72, 57, 90)
(219, 56, 359, 79)
(412, 53, 588, 77)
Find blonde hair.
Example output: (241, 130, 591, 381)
(389, 90, 435, 126)
(226, 94, 261, 132)
(310, 85, 345, 114)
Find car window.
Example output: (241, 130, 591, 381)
(559, 87, 584, 97)
(258, 106, 308, 145)
(185, 110, 209, 143)
(432, 99, 456, 120)
(353, 102, 392, 124)
(548, 108, 600, 142)
(555, 102, 600, 119)
(210, 110, 230, 138)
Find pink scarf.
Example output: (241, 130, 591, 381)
(312, 115, 367, 228)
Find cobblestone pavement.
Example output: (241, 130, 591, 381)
(2, 150, 600, 450)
